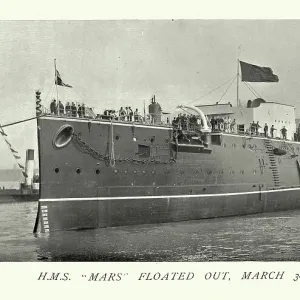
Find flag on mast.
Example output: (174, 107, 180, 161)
(55, 70, 73, 88)
(240, 61, 279, 83)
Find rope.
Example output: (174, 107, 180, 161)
(186, 74, 237, 106)
(217, 75, 237, 104)
(1, 116, 40, 128)
(110, 119, 116, 167)
(243, 81, 262, 99)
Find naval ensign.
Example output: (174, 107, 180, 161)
(241, 271, 285, 280)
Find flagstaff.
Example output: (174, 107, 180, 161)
(54, 59, 59, 103)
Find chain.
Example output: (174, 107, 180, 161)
(72, 133, 176, 165)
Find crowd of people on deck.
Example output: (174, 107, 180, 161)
(209, 116, 288, 140)
(171, 112, 289, 140)
(172, 113, 203, 130)
(49, 99, 143, 122)
(209, 116, 236, 133)
(248, 121, 287, 140)
(102, 107, 142, 122)
(49, 99, 290, 140)
(50, 99, 87, 117)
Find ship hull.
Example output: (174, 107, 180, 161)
(34, 115, 300, 232)
(36, 187, 300, 232)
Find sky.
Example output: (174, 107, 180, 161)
(0, 20, 300, 169)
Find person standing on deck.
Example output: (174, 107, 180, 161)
(119, 107, 126, 121)
(264, 123, 268, 137)
(255, 121, 261, 135)
(65, 102, 71, 116)
(210, 116, 216, 132)
(230, 119, 236, 133)
(250, 121, 256, 135)
(58, 101, 64, 115)
(270, 125, 277, 138)
(281, 126, 287, 140)
(77, 104, 82, 118)
(134, 109, 139, 122)
(50, 99, 55, 114)
(71, 102, 77, 117)
(128, 107, 133, 122)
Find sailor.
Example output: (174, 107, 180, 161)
(255, 121, 261, 135)
(65, 102, 71, 116)
(250, 121, 256, 135)
(133, 108, 139, 122)
(82, 104, 86, 117)
(77, 104, 82, 118)
(223, 116, 228, 132)
(281, 126, 287, 140)
(227, 116, 232, 133)
(270, 125, 277, 138)
(128, 107, 133, 122)
(264, 123, 268, 137)
(125, 107, 129, 121)
(210, 116, 216, 131)
(58, 101, 64, 115)
(53, 100, 58, 115)
(50, 99, 56, 114)
(71, 102, 77, 117)
(230, 119, 236, 133)
(119, 107, 126, 121)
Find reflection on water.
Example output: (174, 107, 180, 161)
(1, 201, 300, 261)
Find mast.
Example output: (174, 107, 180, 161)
(237, 59, 240, 107)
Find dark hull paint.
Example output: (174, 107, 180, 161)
(37, 188, 300, 232)
(35, 116, 300, 232)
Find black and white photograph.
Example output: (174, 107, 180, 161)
(1, 18, 300, 262)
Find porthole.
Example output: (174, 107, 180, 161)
(115, 134, 120, 140)
(54, 167, 60, 173)
(53, 124, 74, 149)
(76, 168, 82, 174)
(95, 169, 100, 174)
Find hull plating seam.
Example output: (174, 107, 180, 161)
(40, 186, 300, 202)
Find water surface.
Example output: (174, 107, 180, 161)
(0, 201, 300, 261)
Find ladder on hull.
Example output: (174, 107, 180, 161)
(263, 139, 280, 187)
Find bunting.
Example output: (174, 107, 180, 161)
(0, 125, 27, 178)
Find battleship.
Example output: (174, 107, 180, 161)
(33, 60, 300, 233)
